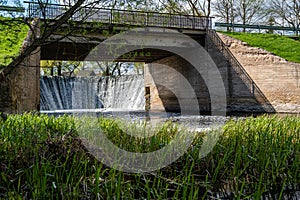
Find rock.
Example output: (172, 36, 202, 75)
(0, 112, 8, 121)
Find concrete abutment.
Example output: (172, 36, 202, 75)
(0, 49, 40, 114)
(144, 33, 271, 114)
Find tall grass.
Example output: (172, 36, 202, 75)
(0, 113, 299, 199)
(204, 115, 300, 198)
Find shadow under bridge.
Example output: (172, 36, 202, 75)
(41, 28, 207, 62)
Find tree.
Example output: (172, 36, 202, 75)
(133, 62, 144, 75)
(95, 61, 123, 76)
(269, 0, 300, 35)
(187, 0, 212, 17)
(157, 0, 212, 16)
(91, 62, 143, 76)
(235, 0, 265, 32)
(212, 0, 236, 31)
(266, 16, 275, 34)
(41, 60, 83, 76)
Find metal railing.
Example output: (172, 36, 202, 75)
(207, 29, 275, 113)
(25, 1, 212, 30)
(0, 5, 25, 13)
(215, 22, 300, 32)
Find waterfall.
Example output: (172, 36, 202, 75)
(40, 75, 145, 110)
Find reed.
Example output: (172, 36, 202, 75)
(0, 113, 299, 199)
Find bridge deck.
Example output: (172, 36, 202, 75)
(25, 1, 212, 30)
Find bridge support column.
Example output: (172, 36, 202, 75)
(144, 64, 165, 112)
(144, 55, 211, 114)
(0, 49, 40, 114)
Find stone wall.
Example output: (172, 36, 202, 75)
(218, 33, 300, 113)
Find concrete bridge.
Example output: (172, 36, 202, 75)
(26, 1, 210, 62)
(3, 2, 299, 115)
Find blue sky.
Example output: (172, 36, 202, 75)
(5, 0, 60, 7)
(5, 0, 23, 6)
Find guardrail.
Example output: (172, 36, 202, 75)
(0, 5, 25, 13)
(215, 22, 299, 32)
(207, 30, 275, 113)
(24, 1, 212, 30)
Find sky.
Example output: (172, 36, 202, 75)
(6, 0, 21, 6)
(4, 0, 25, 7)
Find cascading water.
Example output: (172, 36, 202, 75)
(40, 75, 145, 111)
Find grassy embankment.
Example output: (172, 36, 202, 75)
(0, 113, 299, 199)
(221, 31, 300, 63)
(0, 17, 28, 68)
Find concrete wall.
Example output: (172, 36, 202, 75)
(145, 55, 211, 114)
(0, 19, 40, 114)
(218, 33, 300, 113)
(144, 33, 269, 114)
(0, 49, 40, 114)
(206, 34, 270, 113)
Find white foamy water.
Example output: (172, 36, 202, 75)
(40, 75, 145, 110)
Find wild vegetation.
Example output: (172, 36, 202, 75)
(0, 17, 28, 68)
(0, 113, 299, 199)
(222, 31, 300, 63)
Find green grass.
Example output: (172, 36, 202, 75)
(0, 113, 299, 199)
(0, 17, 29, 68)
(221, 32, 300, 63)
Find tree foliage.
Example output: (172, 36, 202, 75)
(41, 60, 83, 76)
(87, 62, 143, 77)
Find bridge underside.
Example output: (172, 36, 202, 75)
(41, 29, 206, 62)
(42, 43, 176, 62)
(39, 28, 272, 115)
(39, 27, 215, 114)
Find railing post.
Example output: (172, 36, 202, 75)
(110, 9, 113, 24)
(28, 2, 31, 17)
(192, 17, 195, 29)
